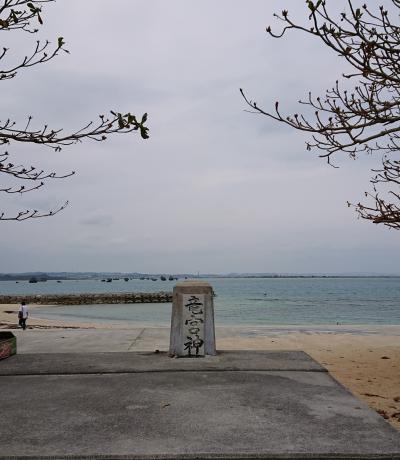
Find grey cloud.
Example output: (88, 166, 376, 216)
(0, 0, 399, 274)
(79, 213, 114, 227)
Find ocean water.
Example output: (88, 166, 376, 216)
(1, 277, 400, 326)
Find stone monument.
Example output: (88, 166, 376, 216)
(169, 280, 216, 357)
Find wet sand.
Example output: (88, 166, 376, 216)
(1, 303, 399, 430)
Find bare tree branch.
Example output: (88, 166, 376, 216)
(0, 0, 149, 221)
(241, 0, 400, 229)
(0, 201, 68, 221)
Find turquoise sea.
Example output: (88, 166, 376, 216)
(1, 277, 400, 326)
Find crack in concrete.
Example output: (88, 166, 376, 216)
(127, 328, 146, 350)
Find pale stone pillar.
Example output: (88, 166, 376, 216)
(169, 280, 216, 357)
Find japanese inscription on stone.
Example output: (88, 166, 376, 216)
(169, 280, 216, 357)
(182, 294, 205, 356)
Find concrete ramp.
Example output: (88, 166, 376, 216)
(1, 351, 399, 459)
(0, 350, 325, 375)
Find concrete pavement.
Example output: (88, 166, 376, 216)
(0, 350, 325, 375)
(11, 327, 161, 353)
(9, 325, 400, 354)
(1, 330, 400, 459)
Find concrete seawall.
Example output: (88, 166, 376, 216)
(0, 292, 173, 305)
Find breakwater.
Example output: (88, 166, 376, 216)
(0, 292, 172, 305)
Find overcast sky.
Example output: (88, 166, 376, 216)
(0, 0, 399, 274)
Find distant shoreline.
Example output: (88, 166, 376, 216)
(1, 273, 400, 282)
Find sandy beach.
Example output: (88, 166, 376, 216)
(0, 303, 110, 330)
(1, 303, 400, 431)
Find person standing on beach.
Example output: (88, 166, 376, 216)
(18, 301, 28, 330)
